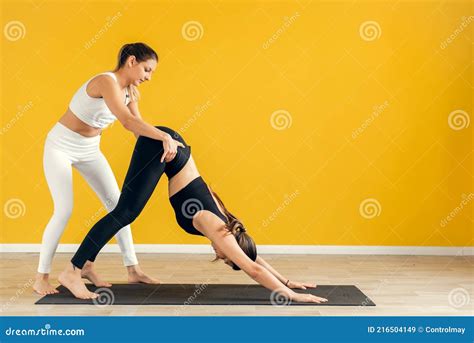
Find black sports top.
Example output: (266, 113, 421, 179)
(169, 176, 228, 236)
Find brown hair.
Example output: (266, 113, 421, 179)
(112, 42, 158, 102)
(210, 189, 257, 271)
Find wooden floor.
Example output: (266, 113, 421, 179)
(1, 253, 473, 316)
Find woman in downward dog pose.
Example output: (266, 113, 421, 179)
(59, 126, 327, 304)
(34, 43, 185, 295)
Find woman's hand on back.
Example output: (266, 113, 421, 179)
(161, 134, 185, 163)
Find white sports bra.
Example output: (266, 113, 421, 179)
(68, 72, 130, 129)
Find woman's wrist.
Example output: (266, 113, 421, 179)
(155, 129, 171, 141)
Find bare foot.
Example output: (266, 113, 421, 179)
(58, 263, 98, 299)
(127, 265, 161, 284)
(81, 261, 112, 287)
(33, 273, 59, 295)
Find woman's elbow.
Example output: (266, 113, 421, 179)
(121, 116, 136, 132)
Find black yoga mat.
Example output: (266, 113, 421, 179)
(35, 284, 375, 306)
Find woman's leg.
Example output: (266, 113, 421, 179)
(74, 151, 138, 266)
(34, 144, 74, 295)
(70, 136, 168, 269)
(74, 151, 159, 284)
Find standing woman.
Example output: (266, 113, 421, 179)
(33, 42, 185, 295)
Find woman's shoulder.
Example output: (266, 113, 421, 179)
(88, 72, 117, 84)
(193, 210, 227, 235)
(84, 72, 118, 97)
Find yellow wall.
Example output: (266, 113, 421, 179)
(1, 0, 472, 247)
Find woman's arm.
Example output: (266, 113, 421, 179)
(255, 256, 287, 284)
(98, 75, 183, 162)
(214, 231, 294, 298)
(127, 100, 142, 139)
(256, 256, 317, 289)
(201, 219, 326, 303)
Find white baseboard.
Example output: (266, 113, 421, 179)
(0, 244, 472, 255)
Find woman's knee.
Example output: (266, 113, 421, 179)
(103, 193, 120, 212)
(110, 206, 140, 226)
(52, 204, 72, 223)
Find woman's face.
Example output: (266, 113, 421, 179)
(211, 243, 234, 268)
(127, 57, 157, 86)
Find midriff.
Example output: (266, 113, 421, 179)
(167, 155, 226, 216)
(58, 108, 102, 137)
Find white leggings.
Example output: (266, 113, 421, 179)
(38, 122, 138, 273)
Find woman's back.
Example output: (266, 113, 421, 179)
(167, 155, 200, 197)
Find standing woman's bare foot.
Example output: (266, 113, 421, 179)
(127, 265, 161, 284)
(81, 261, 112, 287)
(58, 263, 98, 299)
(33, 273, 59, 295)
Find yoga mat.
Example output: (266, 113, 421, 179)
(36, 284, 375, 306)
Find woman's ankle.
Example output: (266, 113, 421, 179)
(82, 261, 94, 269)
(126, 264, 141, 274)
(66, 262, 82, 274)
(36, 272, 49, 281)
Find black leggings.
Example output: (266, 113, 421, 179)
(71, 126, 191, 269)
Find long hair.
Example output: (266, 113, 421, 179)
(112, 42, 158, 102)
(210, 188, 257, 271)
